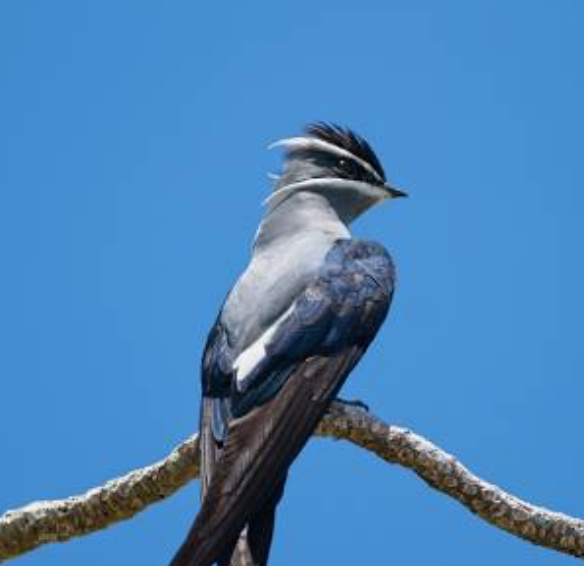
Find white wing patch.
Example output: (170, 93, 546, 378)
(233, 305, 294, 391)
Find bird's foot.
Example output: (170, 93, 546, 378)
(335, 397, 370, 412)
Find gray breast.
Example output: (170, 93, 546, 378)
(221, 231, 339, 354)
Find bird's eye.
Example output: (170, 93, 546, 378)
(337, 158, 357, 177)
(338, 159, 352, 172)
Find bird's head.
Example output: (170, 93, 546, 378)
(266, 122, 406, 224)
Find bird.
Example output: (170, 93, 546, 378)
(169, 122, 406, 566)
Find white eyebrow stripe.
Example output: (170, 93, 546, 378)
(268, 137, 384, 184)
(263, 177, 381, 209)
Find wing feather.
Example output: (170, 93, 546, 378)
(170, 349, 362, 566)
(169, 239, 395, 566)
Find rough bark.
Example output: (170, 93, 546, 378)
(1, 402, 583, 562)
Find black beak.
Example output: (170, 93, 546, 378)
(384, 184, 408, 199)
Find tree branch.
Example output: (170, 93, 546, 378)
(1, 402, 583, 562)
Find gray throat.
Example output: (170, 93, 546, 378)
(222, 191, 351, 353)
(253, 190, 350, 252)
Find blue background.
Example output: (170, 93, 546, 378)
(1, 2, 583, 565)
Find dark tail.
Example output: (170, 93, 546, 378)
(221, 476, 285, 566)
(170, 476, 286, 566)
(169, 351, 361, 566)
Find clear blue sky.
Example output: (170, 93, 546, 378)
(1, 2, 583, 565)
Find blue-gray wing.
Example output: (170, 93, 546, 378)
(170, 239, 395, 566)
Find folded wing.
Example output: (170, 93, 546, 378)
(170, 239, 395, 566)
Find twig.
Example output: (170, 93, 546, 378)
(1, 402, 582, 562)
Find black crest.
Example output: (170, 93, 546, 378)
(305, 122, 386, 181)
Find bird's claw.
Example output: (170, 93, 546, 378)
(335, 397, 370, 412)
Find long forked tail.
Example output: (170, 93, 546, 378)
(169, 350, 361, 566)
(170, 474, 286, 566)
(222, 476, 285, 566)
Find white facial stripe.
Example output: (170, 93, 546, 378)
(269, 137, 384, 184)
(263, 177, 383, 209)
(233, 305, 294, 390)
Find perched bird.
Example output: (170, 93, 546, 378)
(169, 123, 406, 566)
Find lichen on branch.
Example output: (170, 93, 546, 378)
(1, 402, 583, 563)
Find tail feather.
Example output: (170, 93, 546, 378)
(169, 350, 361, 566)
(231, 475, 285, 566)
